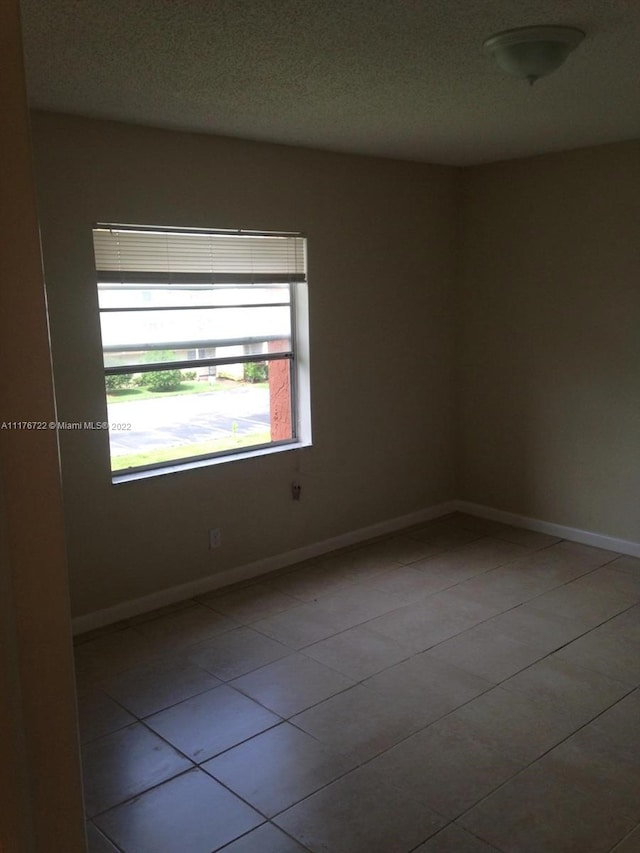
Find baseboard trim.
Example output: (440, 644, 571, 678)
(73, 499, 640, 635)
(72, 500, 457, 635)
(454, 500, 640, 559)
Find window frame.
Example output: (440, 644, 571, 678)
(93, 223, 310, 479)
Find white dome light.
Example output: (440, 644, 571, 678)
(483, 25, 585, 85)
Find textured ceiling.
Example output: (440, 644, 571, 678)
(19, 0, 640, 165)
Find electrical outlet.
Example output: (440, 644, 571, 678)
(291, 481, 302, 501)
(209, 528, 221, 549)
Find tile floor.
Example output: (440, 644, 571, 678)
(75, 512, 640, 853)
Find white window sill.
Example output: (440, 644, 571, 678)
(111, 438, 311, 484)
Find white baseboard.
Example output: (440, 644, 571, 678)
(72, 500, 457, 635)
(73, 498, 640, 635)
(454, 500, 640, 559)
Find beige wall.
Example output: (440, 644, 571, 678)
(30, 112, 458, 617)
(30, 112, 640, 620)
(457, 142, 640, 541)
(0, 4, 85, 850)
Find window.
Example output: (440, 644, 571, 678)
(92, 224, 310, 477)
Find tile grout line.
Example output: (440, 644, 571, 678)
(77, 519, 638, 851)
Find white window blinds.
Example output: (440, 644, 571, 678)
(93, 226, 306, 284)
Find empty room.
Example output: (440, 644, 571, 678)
(2, 1, 639, 852)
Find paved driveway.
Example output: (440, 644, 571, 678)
(107, 385, 269, 455)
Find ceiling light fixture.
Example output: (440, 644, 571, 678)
(483, 25, 585, 85)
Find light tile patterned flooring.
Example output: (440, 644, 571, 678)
(75, 513, 640, 853)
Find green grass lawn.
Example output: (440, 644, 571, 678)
(111, 430, 272, 471)
(107, 379, 267, 403)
